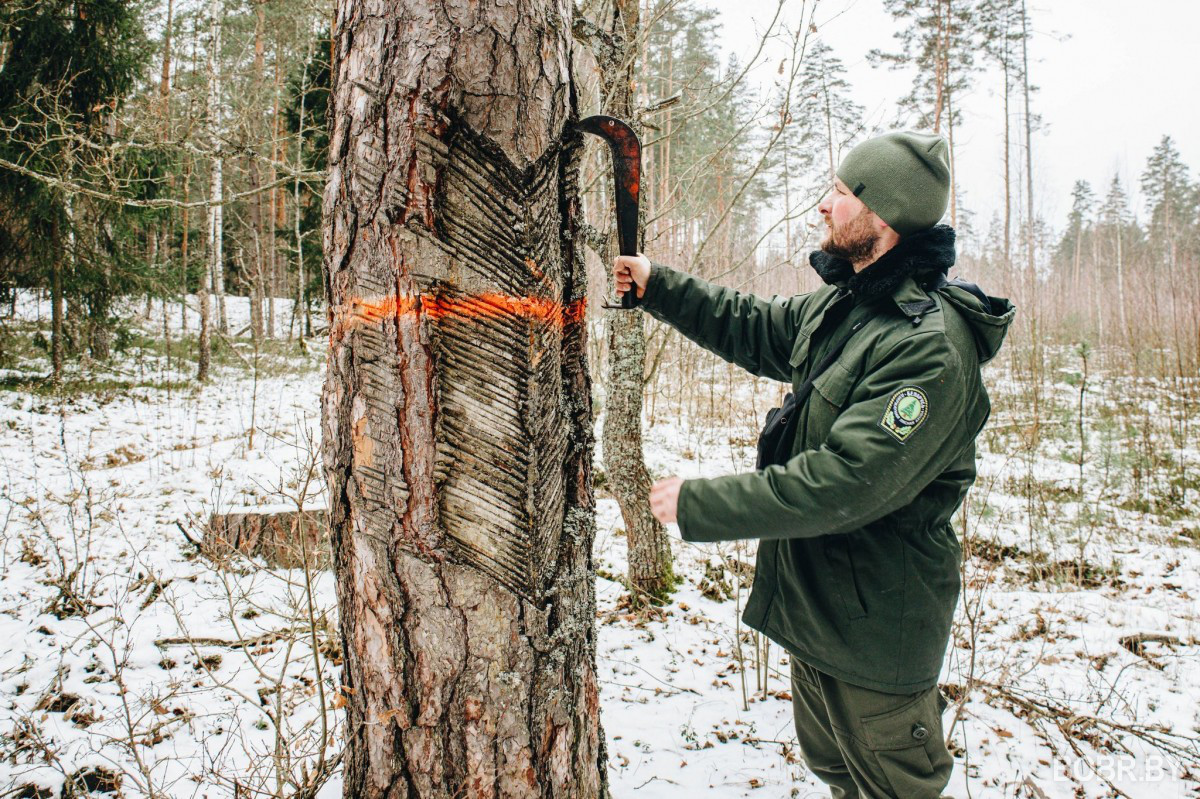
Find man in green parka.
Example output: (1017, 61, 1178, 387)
(613, 131, 1015, 798)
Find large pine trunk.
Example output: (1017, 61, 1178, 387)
(322, 2, 605, 797)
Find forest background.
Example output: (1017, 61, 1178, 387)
(1, 0, 1198, 796)
(2, 0, 1196, 385)
(1, 0, 1196, 390)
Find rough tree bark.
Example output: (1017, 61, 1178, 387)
(585, 0, 674, 601)
(322, 1, 606, 796)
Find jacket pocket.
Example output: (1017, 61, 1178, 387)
(812, 359, 855, 407)
(788, 331, 811, 370)
(823, 537, 868, 620)
(805, 359, 855, 447)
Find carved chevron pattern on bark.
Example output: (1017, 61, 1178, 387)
(330, 121, 584, 598)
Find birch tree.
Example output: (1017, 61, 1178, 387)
(576, 0, 676, 602)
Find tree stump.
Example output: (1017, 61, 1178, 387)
(205, 505, 331, 569)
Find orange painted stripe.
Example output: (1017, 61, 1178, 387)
(333, 291, 587, 339)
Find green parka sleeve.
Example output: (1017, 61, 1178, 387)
(676, 329, 969, 542)
(639, 261, 810, 383)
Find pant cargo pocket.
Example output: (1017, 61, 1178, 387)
(858, 690, 950, 798)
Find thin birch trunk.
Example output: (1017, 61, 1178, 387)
(597, 0, 675, 602)
(207, 0, 227, 334)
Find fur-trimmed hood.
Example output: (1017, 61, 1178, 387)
(808, 223, 957, 299)
(808, 223, 1016, 364)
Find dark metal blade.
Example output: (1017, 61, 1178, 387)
(577, 115, 641, 309)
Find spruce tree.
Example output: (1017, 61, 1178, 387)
(1140, 135, 1196, 266)
(1055, 179, 1095, 287)
(0, 0, 151, 373)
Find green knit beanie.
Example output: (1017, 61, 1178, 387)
(836, 131, 950, 236)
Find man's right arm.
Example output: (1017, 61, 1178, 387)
(619, 257, 810, 383)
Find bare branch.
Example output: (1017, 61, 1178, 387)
(0, 155, 321, 209)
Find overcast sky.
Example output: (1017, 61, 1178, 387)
(715, 0, 1200, 241)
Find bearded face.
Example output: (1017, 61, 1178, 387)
(821, 207, 881, 263)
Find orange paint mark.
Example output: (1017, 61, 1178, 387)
(333, 290, 586, 340)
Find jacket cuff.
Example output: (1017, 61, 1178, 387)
(640, 261, 674, 312)
(677, 478, 741, 543)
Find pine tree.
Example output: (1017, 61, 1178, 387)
(976, 0, 1030, 265)
(1055, 179, 1094, 288)
(869, 0, 981, 226)
(1140, 136, 1196, 376)
(322, 0, 604, 792)
(798, 40, 866, 178)
(639, 0, 724, 230)
(1099, 174, 1134, 343)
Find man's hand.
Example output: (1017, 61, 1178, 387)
(614, 253, 651, 299)
(649, 476, 684, 525)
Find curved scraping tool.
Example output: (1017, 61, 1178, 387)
(577, 115, 642, 310)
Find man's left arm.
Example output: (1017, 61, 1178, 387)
(675, 330, 968, 542)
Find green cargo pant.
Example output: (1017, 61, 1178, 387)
(790, 658, 953, 798)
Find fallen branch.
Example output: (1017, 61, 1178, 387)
(1118, 632, 1185, 670)
(979, 678, 1200, 796)
(154, 628, 301, 650)
(175, 520, 202, 551)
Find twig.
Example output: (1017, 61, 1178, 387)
(1021, 776, 1048, 799)
(0, 154, 318, 209)
(175, 520, 202, 550)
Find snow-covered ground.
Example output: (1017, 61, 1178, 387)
(1, 295, 1198, 797)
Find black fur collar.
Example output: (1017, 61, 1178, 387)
(808, 224, 957, 299)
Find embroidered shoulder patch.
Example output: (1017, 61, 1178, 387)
(880, 387, 929, 443)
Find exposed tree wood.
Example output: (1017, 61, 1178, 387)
(323, 1, 605, 796)
(205, 507, 331, 569)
